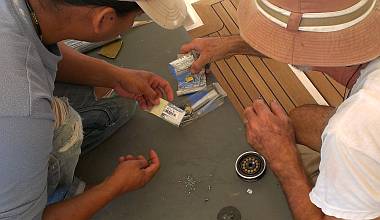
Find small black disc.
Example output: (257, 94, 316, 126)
(217, 206, 241, 220)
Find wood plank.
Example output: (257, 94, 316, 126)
(208, 33, 247, 116)
(306, 71, 343, 107)
(325, 74, 346, 97)
(248, 57, 295, 113)
(211, 64, 245, 117)
(221, 0, 239, 26)
(212, 3, 239, 35)
(213, 4, 307, 112)
(215, 59, 253, 108)
(188, 0, 225, 38)
(225, 56, 261, 101)
(236, 56, 278, 101)
(230, 0, 240, 8)
(262, 59, 317, 106)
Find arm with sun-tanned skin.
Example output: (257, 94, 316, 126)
(243, 99, 325, 220)
(180, 35, 265, 73)
(56, 43, 174, 109)
(242, 99, 380, 220)
(43, 151, 160, 220)
(180, 36, 366, 90)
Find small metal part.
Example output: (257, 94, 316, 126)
(235, 151, 266, 181)
(217, 206, 241, 220)
(204, 198, 209, 202)
(185, 76, 194, 82)
(184, 105, 193, 115)
(246, 188, 253, 195)
(208, 185, 212, 191)
(191, 50, 200, 60)
(132, 20, 153, 28)
(178, 175, 200, 196)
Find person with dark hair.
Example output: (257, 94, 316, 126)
(0, 0, 187, 219)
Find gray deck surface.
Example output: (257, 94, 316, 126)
(76, 22, 292, 220)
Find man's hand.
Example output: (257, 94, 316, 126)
(180, 37, 231, 74)
(105, 150, 160, 195)
(181, 36, 264, 74)
(244, 99, 298, 173)
(43, 150, 160, 220)
(113, 69, 174, 110)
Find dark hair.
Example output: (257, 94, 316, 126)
(59, 0, 141, 16)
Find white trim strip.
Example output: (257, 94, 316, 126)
(255, 0, 288, 28)
(288, 65, 329, 106)
(256, 0, 376, 32)
(300, 0, 376, 32)
(184, 0, 204, 31)
(261, 0, 291, 16)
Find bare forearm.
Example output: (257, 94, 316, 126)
(43, 180, 119, 220)
(56, 43, 121, 88)
(272, 144, 326, 220)
(277, 165, 323, 219)
(223, 35, 265, 58)
(289, 105, 335, 152)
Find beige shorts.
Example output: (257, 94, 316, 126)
(297, 144, 320, 186)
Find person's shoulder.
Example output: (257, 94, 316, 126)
(365, 57, 380, 77)
(324, 88, 380, 155)
(0, 30, 33, 117)
(0, 22, 44, 119)
(358, 57, 380, 90)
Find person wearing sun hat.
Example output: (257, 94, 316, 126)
(181, 0, 380, 219)
(0, 0, 187, 219)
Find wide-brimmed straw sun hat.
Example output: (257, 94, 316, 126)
(119, 0, 188, 30)
(238, 0, 380, 66)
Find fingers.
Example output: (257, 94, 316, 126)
(126, 155, 135, 160)
(137, 96, 148, 110)
(142, 84, 159, 103)
(152, 77, 174, 102)
(119, 156, 125, 163)
(244, 106, 258, 123)
(131, 159, 148, 169)
(117, 152, 153, 168)
(144, 150, 160, 176)
(137, 155, 146, 161)
(180, 41, 198, 54)
(252, 99, 271, 116)
(180, 39, 211, 74)
(118, 154, 139, 163)
(121, 156, 148, 168)
(154, 88, 164, 100)
(269, 101, 287, 120)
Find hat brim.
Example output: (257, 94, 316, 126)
(136, 0, 188, 30)
(238, 0, 380, 67)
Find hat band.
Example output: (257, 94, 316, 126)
(256, 0, 376, 32)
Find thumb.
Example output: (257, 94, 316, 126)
(180, 42, 196, 54)
(191, 55, 210, 74)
